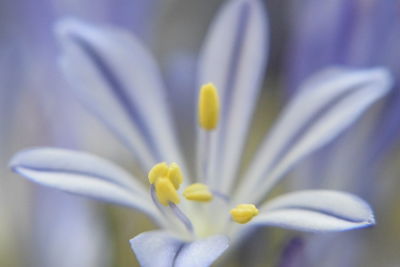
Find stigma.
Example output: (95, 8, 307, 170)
(230, 204, 259, 224)
(198, 83, 220, 130)
(148, 162, 183, 206)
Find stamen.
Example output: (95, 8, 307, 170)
(198, 130, 212, 182)
(148, 162, 169, 184)
(197, 83, 220, 183)
(183, 183, 213, 202)
(148, 162, 183, 206)
(168, 162, 183, 189)
(198, 83, 220, 131)
(230, 204, 259, 224)
(150, 185, 168, 217)
(155, 177, 180, 206)
(150, 185, 194, 235)
(169, 203, 194, 234)
(149, 163, 194, 234)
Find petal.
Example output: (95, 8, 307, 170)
(130, 231, 229, 267)
(164, 53, 198, 178)
(235, 67, 393, 203)
(174, 234, 229, 267)
(249, 190, 375, 232)
(56, 18, 185, 171)
(197, 0, 268, 193)
(10, 148, 158, 218)
(130, 231, 181, 267)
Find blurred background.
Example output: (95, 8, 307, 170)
(0, 0, 399, 266)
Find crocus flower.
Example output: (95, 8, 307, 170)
(10, 0, 392, 266)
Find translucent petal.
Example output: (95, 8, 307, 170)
(10, 148, 158, 218)
(56, 18, 184, 171)
(249, 190, 375, 232)
(197, 0, 268, 193)
(235, 67, 393, 203)
(130, 231, 229, 267)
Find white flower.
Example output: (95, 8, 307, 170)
(10, 0, 392, 266)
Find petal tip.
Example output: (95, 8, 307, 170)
(366, 213, 376, 226)
(368, 67, 394, 90)
(8, 147, 51, 174)
(54, 17, 94, 42)
(55, 17, 84, 34)
(9, 148, 31, 171)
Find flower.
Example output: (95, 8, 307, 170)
(10, 0, 392, 266)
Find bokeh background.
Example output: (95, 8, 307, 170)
(0, 0, 399, 266)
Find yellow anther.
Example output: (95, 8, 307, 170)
(148, 162, 184, 206)
(148, 162, 169, 185)
(168, 162, 183, 190)
(230, 204, 259, 224)
(198, 83, 220, 130)
(183, 183, 213, 202)
(155, 177, 180, 206)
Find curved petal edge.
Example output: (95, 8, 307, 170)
(130, 231, 229, 267)
(251, 190, 375, 232)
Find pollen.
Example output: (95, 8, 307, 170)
(198, 83, 220, 130)
(183, 183, 213, 202)
(168, 162, 183, 189)
(155, 177, 180, 206)
(148, 162, 169, 185)
(230, 204, 259, 224)
(148, 162, 184, 206)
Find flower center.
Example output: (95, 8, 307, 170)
(148, 162, 182, 205)
(147, 83, 259, 238)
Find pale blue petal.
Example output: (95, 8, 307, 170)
(131, 231, 229, 267)
(235, 67, 393, 203)
(250, 190, 375, 232)
(56, 18, 185, 171)
(197, 0, 268, 193)
(174, 234, 229, 267)
(164, 53, 198, 180)
(130, 231, 181, 267)
(10, 148, 158, 217)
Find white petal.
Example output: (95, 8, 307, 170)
(130, 231, 229, 267)
(235, 67, 393, 203)
(174, 235, 229, 267)
(130, 231, 182, 267)
(10, 148, 158, 218)
(249, 190, 375, 232)
(197, 0, 268, 193)
(56, 18, 185, 171)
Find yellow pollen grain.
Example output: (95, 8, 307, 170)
(148, 162, 169, 185)
(155, 177, 180, 206)
(168, 162, 183, 190)
(198, 83, 220, 130)
(148, 162, 184, 205)
(183, 183, 213, 202)
(230, 204, 259, 224)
